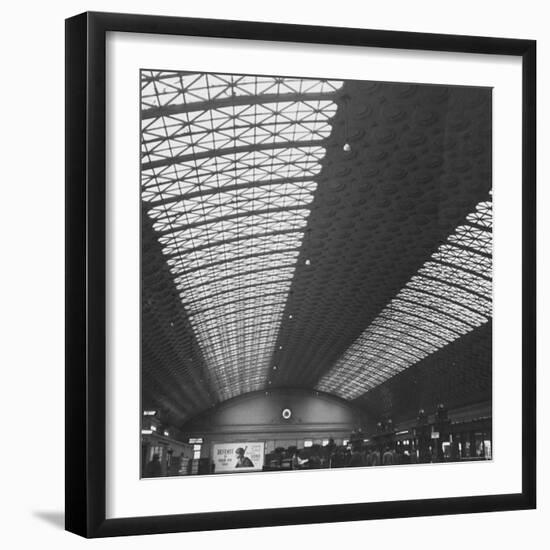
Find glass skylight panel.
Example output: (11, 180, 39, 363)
(142, 101, 336, 163)
(177, 266, 297, 296)
(399, 289, 488, 325)
(141, 72, 342, 401)
(406, 276, 492, 316)
(171, 251, 301, 283)
(169, 245, 301, 276)
(141, 146, 326, 201)
(367, 328, 438, 354)
(180, 271, 294, 301)
(432, 245, 492, 274)
(142, 146, 326, 188)
(387, 307, 465, 338)
(372, 317, 448, 345)
(186, 286, 290, 315)
(166, 233, 303, 270)
(419, 263, 492, 297)
(158, 210, 311, 249)
(148, 182, 317, 229)
(316, 198, 493, 400)
(466, 200, 492, 228)
(142, 72, 343, 110)
(448, 225, 492, 254)
(193, 303, 278, 324)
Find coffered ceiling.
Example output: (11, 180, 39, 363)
(141, 71, 492, 427)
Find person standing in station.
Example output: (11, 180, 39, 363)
(348, 443, 365, 468)
(145, 453, 162, 477)
(369, 447, 381, 467)
(382, 446, 394, 466)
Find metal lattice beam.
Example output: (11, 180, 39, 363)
(142, 139, 326, 170)
(142, 91, 338, 120)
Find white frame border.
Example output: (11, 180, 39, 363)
(106, 31, 523, 519)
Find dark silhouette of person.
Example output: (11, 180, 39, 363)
(235, 447, 254, 468)
(325, 438, 337, 467)
(333, 447, 347, 468)
(348, 443, 365, 467)
(383, 446, 394, 466)
(145, 453, 162, 477)
(292, 449, 308, 469)
(308, 449, 321, 469)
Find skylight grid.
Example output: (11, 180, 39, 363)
(157, 210, 311, 248)
(419, 263, 492, 296)
(448, 225, 492, 254)
(184, 284, 290, 313)
(178, 271, 294, 301)
(190, 301, 287, 327)
(148, 182, 317, 229)
(141, 71, 342, 400)
(141, 71, 343, 109)
(141, 100, 336, 162)
(166, 234, 303, 270)
(168, 247, 301, 275)
(316, 198, 493, 400)
(142, 146, 327, 193)
(176, 266, 297, 295)
(406, 276, 492, 315)
(372, 318, 448, 348)
(171, 251, 301, 282)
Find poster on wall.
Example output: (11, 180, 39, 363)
(212, 442, 265, 473)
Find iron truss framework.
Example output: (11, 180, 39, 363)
(141, 71, 343, 401)
(316, 198, 493, 399)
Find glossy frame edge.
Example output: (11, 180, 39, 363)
(65, 11, 537, 538)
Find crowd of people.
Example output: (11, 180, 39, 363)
(144, 434, 430, 477)
(265, 438, 416, 471)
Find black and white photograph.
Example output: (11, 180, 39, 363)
(140, 70, 493, 478)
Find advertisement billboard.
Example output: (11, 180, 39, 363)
(212, 442, 265, 473)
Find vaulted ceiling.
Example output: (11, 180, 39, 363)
(141, 71, 492, 428)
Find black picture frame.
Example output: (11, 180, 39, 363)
(65, 11, 536, 538)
